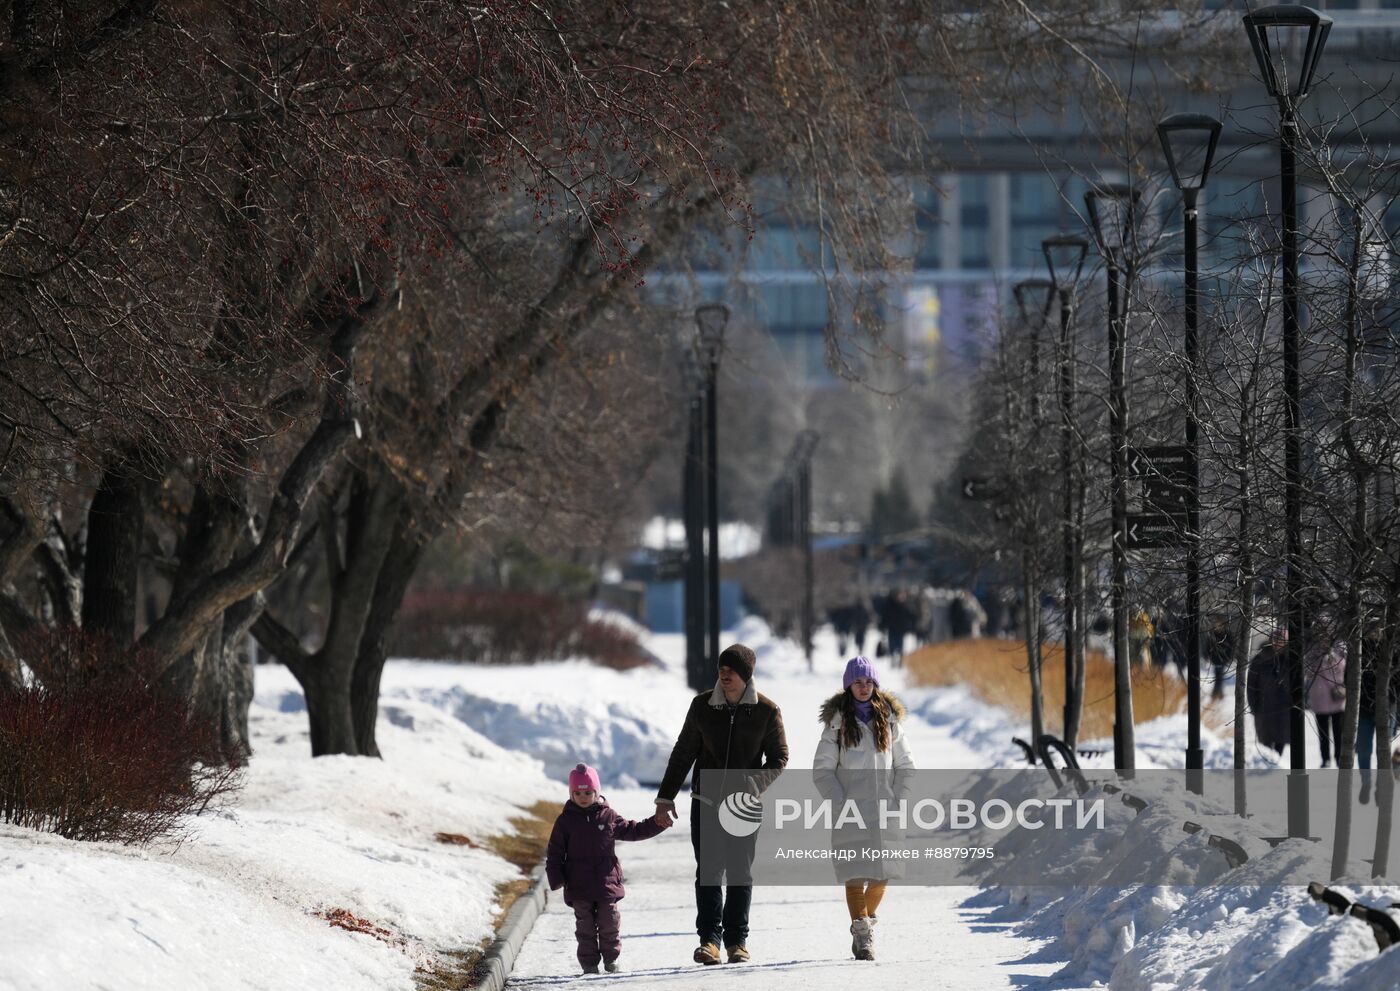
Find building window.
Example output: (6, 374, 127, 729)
(914, 181, 942, 269)
(750, 283, 831, 382)
(1010, 173, 1063, 271)
(961, 175, 990, 270)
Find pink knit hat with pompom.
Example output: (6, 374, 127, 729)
(568, 763, 601, 792)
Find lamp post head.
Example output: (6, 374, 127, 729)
(1157, 113, 1223, 196)
(1042, 235, 1089, 293)
(1084, 183, 1141, 268)
(1013, 278, 1056, 324)
(1242, 5, 1332, 106)
(694, 303, 729, 368)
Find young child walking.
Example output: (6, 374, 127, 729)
(545, 762, 671, 974)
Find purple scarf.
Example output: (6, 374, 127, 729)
(853, 698, 875, 724)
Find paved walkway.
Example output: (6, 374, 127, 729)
(509, 641, 1086, 989)
(508, 794, 1075, 989)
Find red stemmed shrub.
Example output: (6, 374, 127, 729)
(0, 628, 242, 845)
(391, 588, 652, 669)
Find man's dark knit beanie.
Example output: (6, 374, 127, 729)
(719, 643, 756, 682)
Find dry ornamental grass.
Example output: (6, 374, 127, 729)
(905, 638, 1198, 742)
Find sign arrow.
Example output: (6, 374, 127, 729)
(962, 476, 994, 500)
(1126, 512, 1186, 549)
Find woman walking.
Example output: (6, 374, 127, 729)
(1306, 635, 1347, 767)
(812, 656, 915, 961)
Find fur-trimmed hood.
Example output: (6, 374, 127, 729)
(818, 689, 906, 726)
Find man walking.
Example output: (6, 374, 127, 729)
(655, 643, 788, 966)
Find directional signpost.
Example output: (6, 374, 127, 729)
(1126, 446, 1190, 549)
(962, 477, 999, 501)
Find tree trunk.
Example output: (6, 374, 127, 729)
(260, 463, 406, 757)
(161, 483, 256, 757)
(160, 623, 253, 761)
(1232, 366, 1258, 817)
(1233, 578, 1255, 818)
(1023, 564, 1043, 753)
(1067, 473, 1088, 751)
(351, 516, 425, 757)
(1372, 590, 1397, 878)
(301, 658, 359, 756)
(82, 460, 144, 643)
(1332, 468, 1367, 877)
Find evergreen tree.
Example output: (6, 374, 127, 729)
(870, 468, 921, 540)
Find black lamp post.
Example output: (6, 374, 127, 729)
(794, 429, 820, 670)
(1158, 111, 1223, 793)
(1086, 182, 1141, 773)
(695, 303, 729, 672)
(1043, 235, 1089, 750)
(1014, 278, 1056, 426)
(681, 348, 708, 692)
(1243, 3, 1331, 839)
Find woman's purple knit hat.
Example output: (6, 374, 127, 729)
(843, 655, 880, 689)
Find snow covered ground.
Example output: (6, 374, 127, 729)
(1, 672, 560, 991)
(1, 616, 1395, 990)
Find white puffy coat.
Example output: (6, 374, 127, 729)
(812, 690, 916, 801)
(811, 691, 916, 881)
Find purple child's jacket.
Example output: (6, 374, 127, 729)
(545, 795, 664, 906)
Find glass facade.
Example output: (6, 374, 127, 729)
(649, 4, 1400, 385)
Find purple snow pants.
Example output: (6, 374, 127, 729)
(572, 900, 622, 967)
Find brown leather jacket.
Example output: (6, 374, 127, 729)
(657, 679, 788, 802)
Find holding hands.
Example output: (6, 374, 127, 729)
(654, 799, 676, 828)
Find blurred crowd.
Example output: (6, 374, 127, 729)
(827, 585, 1019, 668)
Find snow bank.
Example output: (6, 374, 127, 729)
(953, 751, 1400, 990)
(1, 668, 559, 991)
(293, 658, 698, 788)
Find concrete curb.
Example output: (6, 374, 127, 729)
(474, 864, 551, 991)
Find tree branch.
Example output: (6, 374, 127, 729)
(251, 610, 311, 676)
(140, 413, 357, 668)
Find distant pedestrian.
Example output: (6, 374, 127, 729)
(1305, 637, 1347, 767)
(1247, 627, 1292, 756)
(813, 656, 915, 961)
(1358, 624, 1400, 803)
(546, 763, 671, 975)
(878, 590, 918, 667)
(831, 597, 872, 659)
(830, 605, 854, 658)
(948, 593, 971, 639)
(1128, 607, 1154, 668)
(851, 599, 872, 656)
(1152, 605, 1188, 677)
(1359, 623, 1400, 772)
(1204, 615, 1235, 702)
(965, 591, 988, 639)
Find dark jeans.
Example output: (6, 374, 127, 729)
(690, 801, 757, 948)
(1315, 711, 1344, 766)
(1358, 713, 1399, 770)
(572, 900, 622, 968)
